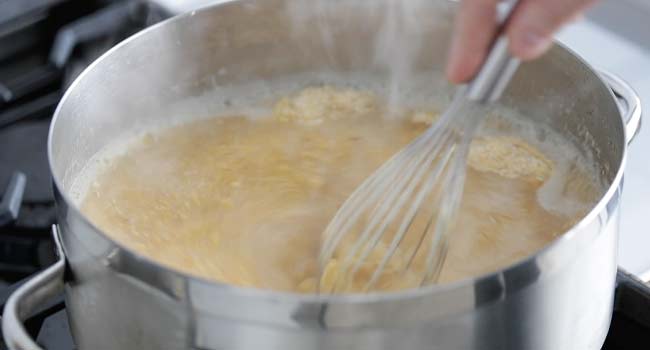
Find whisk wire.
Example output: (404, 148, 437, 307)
(363, 142, 456, 290)
(319, 125, 439, 264)
(363, 108, 478, 289)
(319, 151, 405, 264)
(420, 141, 473, 285)
(320, 96, 493, 292)
(343, 135, 451, 288)
(327, 130, 447, 291)
(327, 103, 469, 292)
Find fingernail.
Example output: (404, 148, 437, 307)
(517, 31, 552, 59)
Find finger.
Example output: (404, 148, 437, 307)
(507, 0, 597, 60)
(446, 0, 500, 83)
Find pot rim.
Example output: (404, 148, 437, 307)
(47, 0, 628, 305)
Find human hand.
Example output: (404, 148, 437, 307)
(446, 0, 598, 83)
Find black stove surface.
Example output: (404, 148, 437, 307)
(0, 0, 169, 282)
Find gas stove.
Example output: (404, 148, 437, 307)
(0, 1, 649, 349)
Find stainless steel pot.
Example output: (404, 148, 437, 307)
(2, 0, 643, 349)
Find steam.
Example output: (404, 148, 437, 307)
(286, 0, 437, 113)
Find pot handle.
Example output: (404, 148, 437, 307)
(2, 225, 66, 350)
(599, 70, 643, 145)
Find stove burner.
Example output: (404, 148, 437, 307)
(0, 173, 26, 227)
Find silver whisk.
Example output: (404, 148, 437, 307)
(319, 3, 521, 293)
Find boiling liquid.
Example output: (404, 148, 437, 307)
(77, 87, 600, 293)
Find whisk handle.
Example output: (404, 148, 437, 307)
(466, 0, 522, 104)
(466, 37, 520, 103)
